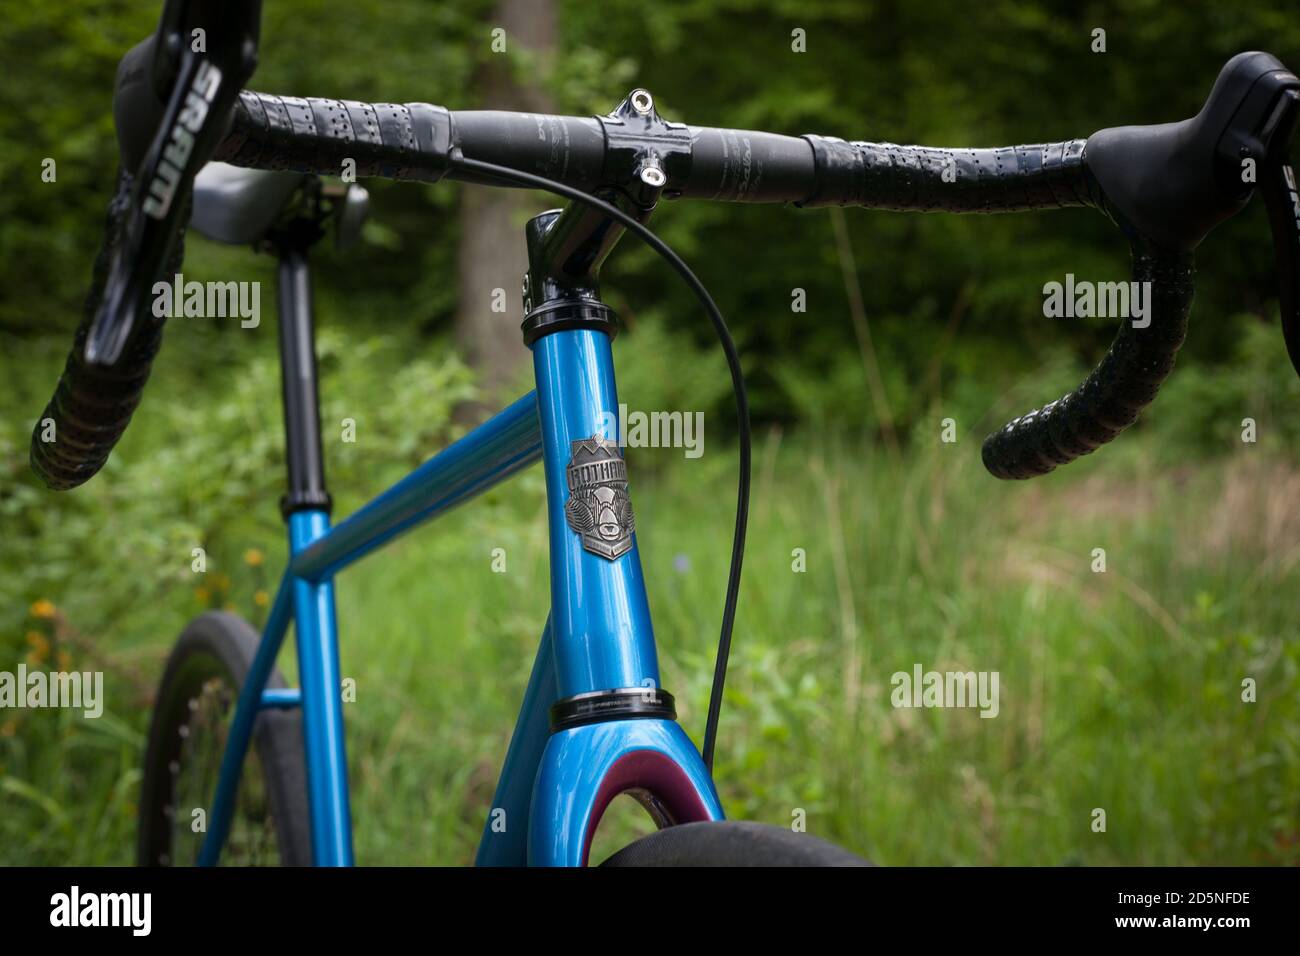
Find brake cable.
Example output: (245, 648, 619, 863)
(451, 156, 749, 772)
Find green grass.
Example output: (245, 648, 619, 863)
(4, 422, 1298, 865)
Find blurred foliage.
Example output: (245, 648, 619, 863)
(0, 320, 474, 648)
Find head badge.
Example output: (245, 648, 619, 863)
(564, 435, 635, 560)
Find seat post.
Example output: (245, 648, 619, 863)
(275, 233, 331, 519)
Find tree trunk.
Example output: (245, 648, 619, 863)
(455, 0, 557, 414)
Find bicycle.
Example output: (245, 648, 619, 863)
(28, 0, 1300, 866)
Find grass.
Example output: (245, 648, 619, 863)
(3, 414, 1298, 865)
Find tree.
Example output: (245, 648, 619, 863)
(454, 0, 558, 409)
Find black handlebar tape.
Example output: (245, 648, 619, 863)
(217, 92, 621, 191)
(797, 138, 1099, 212)
(214, 91, 458, 182)
(30, 168, 188, 490)
(214, 92, 604, 189)
(981, 237, 1195, 480)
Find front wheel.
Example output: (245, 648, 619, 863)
(137, 612, 311, 865)
(602, 821, 870, 867)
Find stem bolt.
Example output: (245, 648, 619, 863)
(639, 163, 667, 187)
(630, 89, 654, 115)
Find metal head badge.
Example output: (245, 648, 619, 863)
(564, 435, 636, 560)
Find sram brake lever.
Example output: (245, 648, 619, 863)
(85, 0, 261, 366)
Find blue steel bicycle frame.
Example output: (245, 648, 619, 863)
(197, 319, 722, 866)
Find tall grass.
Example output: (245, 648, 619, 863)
(5, 432, 1297, 864)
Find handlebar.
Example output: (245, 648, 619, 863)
(209, 91, 1102, 211)
(27, 0, 1300, 490)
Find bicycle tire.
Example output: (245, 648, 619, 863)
(137, 611, 311, 866)
(601, 821, 871, 867)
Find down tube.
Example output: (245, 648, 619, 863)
(475, 616, 557, 866)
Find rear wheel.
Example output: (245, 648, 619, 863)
(138, 612, 310, 865)
(602, 821, 870, 867)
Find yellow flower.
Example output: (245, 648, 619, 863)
(253, 589, 269, 608)
(30, 599, 56, 619)
(244, 548, 265, 567)
(195, 586, 211, 602)
(25, 632, 49, 657)
(26, 647, 48, 666)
